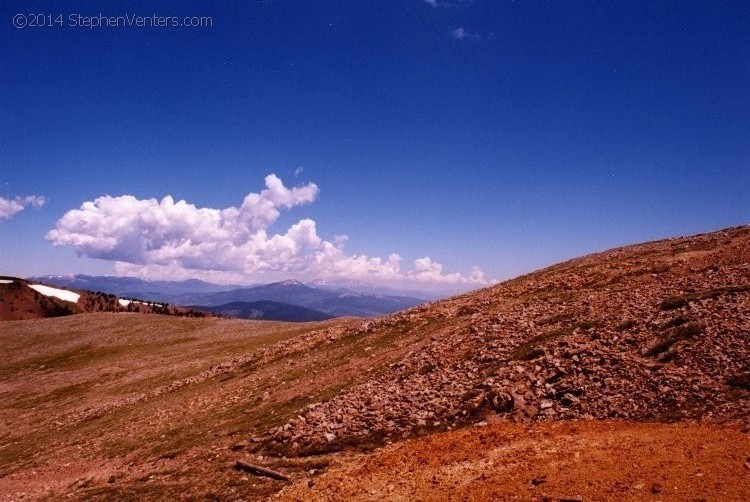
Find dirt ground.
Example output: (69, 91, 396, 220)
(275, 420, 750, 502)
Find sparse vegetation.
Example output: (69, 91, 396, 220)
(615, 319, 637, 332)
(575, 319, 601, 330)
(660, 284, 750, 310)
(660, 315, 690, 330)
(726, 373, 750, 390)
(643, 323, 703, 357)
(650, 263, 671, 274)
(509, 327, 573, 361)
(508, 344, 545, 361)
(536, 312, 575, 326)
(532, 327, 574, 343)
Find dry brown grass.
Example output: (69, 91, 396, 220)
(0, 309, 443, 500)
(0, 313, 376, 500)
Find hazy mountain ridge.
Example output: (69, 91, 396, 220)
(32, 275, 428, 318)
(198, 300, 333, 322)
(306, 279, 450, 301)
(197, 281, 425, 317)
(29, 274, 246, 302)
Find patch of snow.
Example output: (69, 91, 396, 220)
(118, 299, 163, 307)
(28, 284, 80, 303)
(0, 279, 13, 284)
(277, 279, 304, 286)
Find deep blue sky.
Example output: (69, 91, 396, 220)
(1, 0, 748, 287)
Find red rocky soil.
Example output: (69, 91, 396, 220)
(275, 420, 750, 501)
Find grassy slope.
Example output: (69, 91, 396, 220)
(0, 312, 439, 500)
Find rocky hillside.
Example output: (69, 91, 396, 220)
(263, 225, 750, 455)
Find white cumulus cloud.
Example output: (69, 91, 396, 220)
(0, 195, 46, 219)
(451, 26, 479, 40)
(47, 174, 488, 287)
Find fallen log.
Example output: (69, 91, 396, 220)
(234, 460, 290, 481)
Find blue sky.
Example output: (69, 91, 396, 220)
(1, 0, 748, 291)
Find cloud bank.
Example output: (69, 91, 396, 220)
(0, 195, 46, 219)
(47, 174, 488, 288)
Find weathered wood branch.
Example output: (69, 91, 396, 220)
(234, 460, 290, 481)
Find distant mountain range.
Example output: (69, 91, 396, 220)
(31, 275, 428, 320)
(198, 301, 333, 322)
(29, 274, 245, 304)
(306, 279, 447, 301)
